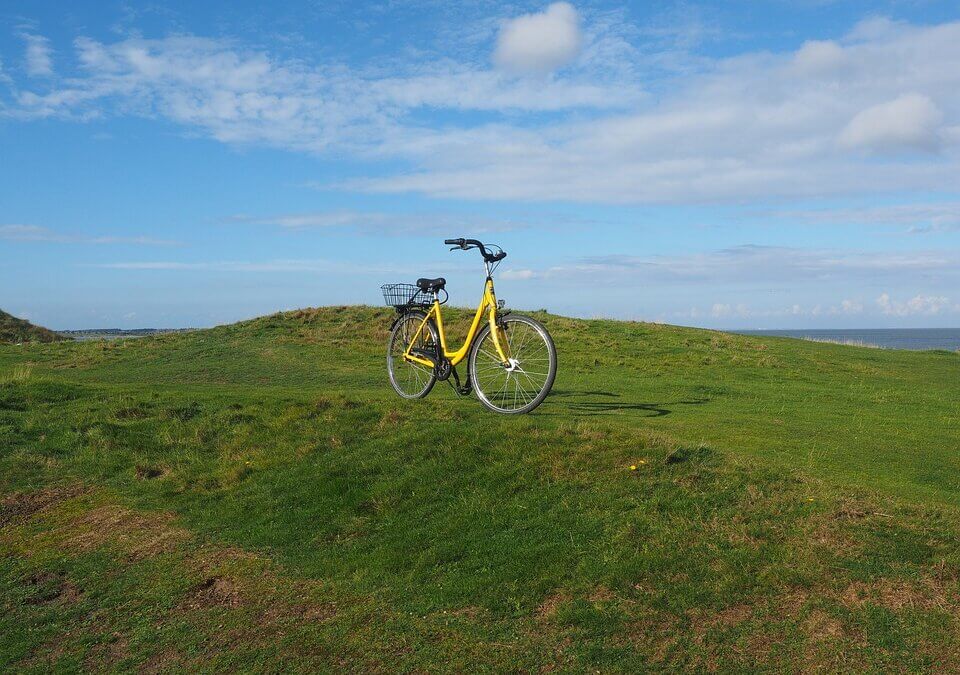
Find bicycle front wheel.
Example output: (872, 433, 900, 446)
(469, 315, 557, 414)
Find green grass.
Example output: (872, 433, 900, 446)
(0, 309, 66, 344)
(2, 305, 959, 671)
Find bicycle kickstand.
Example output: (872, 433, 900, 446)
(448, 366, 472, 397)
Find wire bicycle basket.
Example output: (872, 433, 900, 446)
(381, 283, 433, 309)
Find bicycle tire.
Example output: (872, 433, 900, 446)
(469, 314, 556, 414)
(387, 311, 438, 399)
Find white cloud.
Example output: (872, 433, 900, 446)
(501, 268, 536, 280)
(0, 224, 50, 240)
(839, 93, 943, 153)
(792, 40, 847, 74)
(676, 296, 896, 322)
(756, 202, 960, 234)
(710, 303, 749, 318)
(351, 19, 960, 203)
(222, 210, 523, 235)
(839, 299, 863, 315)
(4, 17, 960, 205)
(23, 34, 53, 77)
(8, 33, 636, 148)
(493, 2, 583, 74)
(692, 294, 958, 321)
(93, 258, 419, 275)
(0, 224, 179, 246)
(876, 293, 956, 316)
(505, 245, 960, 286)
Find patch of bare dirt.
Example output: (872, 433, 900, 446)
(688, 602, 753, 641)
(134, 465, 169, 480)
(621, 613, 682, 664)
(83, 633, 130, 671)
(61, 504, 191, 561)
(809, 520, 859, 554)
(183, 576, 243, 609)
(774, 586, 812, 616)
(377, 410, 404, 428)
(302, 602, 338, 622)
(535, 591, 571, 622)
(23, 570, 81, 605)
(0, 484, 87, 527)
(15, 634, 73, 671)
(588, 585, 614, 603)
(799, 610, 867, 672)
(139, 647, 185, 674)
(537, 635, 574, 673)
(802, 609, 846, 642)
(742, 629, 783, 664)
(445, 605, 483, 620)
(839, 576, 958, 612)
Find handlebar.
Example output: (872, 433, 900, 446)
(444, 238, 506, 262)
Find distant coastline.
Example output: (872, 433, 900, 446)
(58, 328, 196, 341)
(736, 328, 960, 351)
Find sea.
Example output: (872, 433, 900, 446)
(735, 328, 960, 351)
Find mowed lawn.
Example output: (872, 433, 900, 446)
(2, 306, 960, 671)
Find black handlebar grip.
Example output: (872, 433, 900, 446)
(444, 238, 464, 246)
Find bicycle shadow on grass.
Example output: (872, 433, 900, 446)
(543, 390, 710, 417)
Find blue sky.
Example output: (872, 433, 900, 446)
(2, 0, 959, 330)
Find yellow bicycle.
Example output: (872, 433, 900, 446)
(382, 238, 557, 414)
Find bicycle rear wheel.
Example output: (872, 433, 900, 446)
(469, 315, 556, 414)
(387, 311, 438, 399)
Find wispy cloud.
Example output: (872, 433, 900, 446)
(755, 203, 960, 234)
(92, 258, 432, 275)
(221, 210, 525, 235)
(22, 34, 53, 77)
(502, 245, 960, 285)
(0, 57, 12, 85)
(347, 18, 960, 203)
(671, 295, 960, 322)
(7, 31, 638, 138)
(0, 224, 180, 246)
(876, 292, 958, 316)
(7, 17, 959, 205)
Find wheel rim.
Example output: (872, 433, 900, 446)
(388, 316, 435, 398)
(472, 319, 553, 412)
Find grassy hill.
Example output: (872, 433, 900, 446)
(0, 309, 66, 344)
(2, 306, 959, 671)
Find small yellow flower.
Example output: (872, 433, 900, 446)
(806, 497, 814, 502)
(630, 465, 637, 471)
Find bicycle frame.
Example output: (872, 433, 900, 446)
(403, 277, 510, 368)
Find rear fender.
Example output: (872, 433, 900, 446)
(390, 309, 425, 332)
